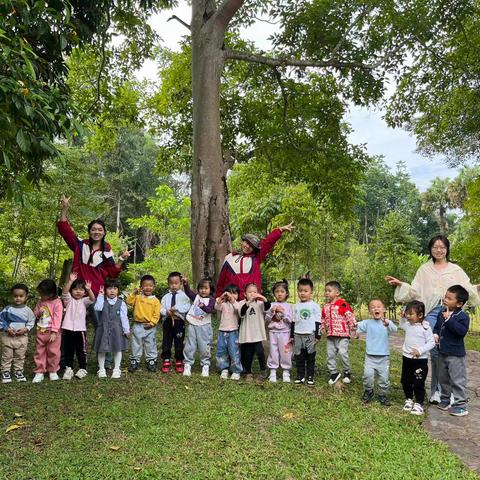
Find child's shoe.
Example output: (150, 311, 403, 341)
(183, 364, 192, 376)
(257, 370, 269, 382)
(342, 371, 351, 384)
(63, 367, 74, 380)
(410, 403, 424, 416)
(175, 360, 184, 374)
(362, 389, 374, 404)
(294, 376, 305, 385)
(49, 372, 60, 381)
(146, 359, 157, 372)
(244, 373, 254, 383)
(161, 359, 171, 373)
(1, 371, 12, 384)
(403, 399, 414, 411)
(75, 369, 88, 379)
(14, 371, 26, 382)
(269, 369, 277, 383)
(111, 368, 122, 379)
(97, 369, 107, 378)
(282, 370, 291, 383)
(201, 365, 209, 377)
(429, 391, 441, 405)
(32, 373, 44, 383)
(378, 395, 391, 406)
(450, 406, 468, 417)
(306, 376, 315, 387)
(328, 372, 341, 385)
(128, 358, 139, 373)
(220, 369, 229, 379)
(230, 372, 241, 381)
(437, 401, 450, 411)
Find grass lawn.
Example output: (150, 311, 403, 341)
(0, 338, 478, 480)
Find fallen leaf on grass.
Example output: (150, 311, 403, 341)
(184, 386, 190, 390)
(133, 467, 142, 471)
(282, 412, 295, 419)
(109, 445, 121, 451)
(6, 422, 28, 433)
(14, 412, 23, 418)
(97, 394, 103, 399)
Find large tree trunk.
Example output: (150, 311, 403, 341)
(190, 4, 232, 283)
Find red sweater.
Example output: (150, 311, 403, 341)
(57, 220, 121, 296)
(216, 229, 283, 300)
(321, 298, 357, 338)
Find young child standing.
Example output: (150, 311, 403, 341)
(0, 284, 35, 383)
(399, 300, 435, 416)
(290, 277, 321, 387)
(32, 279, 63, 383)
(265, 280, 293, 383)
(160, 272, 191, 374)
(215, 284, 242, 380)
(93, 278, 130, 379)
(127, 275, 161, 373)
(356, 299, 397, 405)
(322, 281, 357, 385)
(434, 285, 470, 417)
(62, 273, 96, 380)
(239, 283, 270, 382)
(183, 277, 215, 377)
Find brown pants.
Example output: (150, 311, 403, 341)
(1, 332, 28, 372)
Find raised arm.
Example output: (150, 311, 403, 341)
(257, 224, 294, 263)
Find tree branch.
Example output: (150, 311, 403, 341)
(212, 0, 244, 31)
(167, 15, 191, 31)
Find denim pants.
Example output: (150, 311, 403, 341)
(426, 305, 443, 395)
(216, 330, 242, 373)
(183, 323, 213, 366)
(130, 322, 158, 362)
(363, 354, 390, 395)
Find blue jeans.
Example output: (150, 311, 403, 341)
(426, 305, 443, 395)
(216, 330, 242, 373)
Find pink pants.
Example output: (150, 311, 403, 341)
(267, 330, 292, 370)
(34, 331, 62, 373)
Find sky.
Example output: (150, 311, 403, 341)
(135, 3, 459, 192)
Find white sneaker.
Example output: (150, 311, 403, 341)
(183, 364, 192, 377)
(75, 369, 88, 379)
(97, 368, 107, 378)
(429, 391, 441, 404)
(63, 367, 74, 380)
(403, 399, 414, 411)
(411, 403, 424, 416)
(201, 365, 209, 377)
(269, 370, 277, 383)
(111, 368, 121, 379)
(282, 371, 291, 383)
(32, 373, 44, 383)
(49, 372, 60, 381)
(230, 372, 241, 381)
(220, 369, 229, 379)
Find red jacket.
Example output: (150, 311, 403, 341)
(321, 298, 357, 338)
(216, 229, 283, 300)
(57, 220, 122, 296)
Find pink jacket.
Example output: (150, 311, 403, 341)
(61, 293, 94, 332)
(34, 298, 63, 333)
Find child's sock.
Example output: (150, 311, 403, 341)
(113, 352, 122, 370)
(98, 352, 106, 370)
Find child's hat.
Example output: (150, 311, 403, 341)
(242, 234, 261, 250)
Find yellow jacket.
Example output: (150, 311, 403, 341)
(126, 293, 161, 325)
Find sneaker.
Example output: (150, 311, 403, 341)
(244, 373, 254, 383)
(282, 371, 291, 383)
(201, 365, 209, 377)
(378, 395, 391, 406)
(146, 359, 157, 372)
(32, 373, 44, 383)
(111, 368, 121, 379)
(220, 369, 229, 379)
(362, 389, 374, 404)
(14, 371, 26, 382)
(49, 372, 60, 381)
(403, 399, 414, 411)
(63, 367, 74, 380)
(294, 376, 305, 385)
(128, 358, 139, 373)
(269, 370, 277, 383)
(411, 403, 424, 416)
(230, 372, 241, 381)
(175, 360, 184, 374)
(450, 406, 468, 417)
(161, 359, 171, 373)
(342, 371, 351, 384)
(328, 372, 341, 385)
(257, 370, 269, 381)
(1, 371, 12, 384)
(429, 391, 441, 405)
(75, 369, 88, 379)
(306, 376, 315, 387)
(97, 369, 107, 378)
(437, 401, 450, 411)
(183, 364, 192, 377)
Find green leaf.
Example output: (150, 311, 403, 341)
(16, 129, 30, 152)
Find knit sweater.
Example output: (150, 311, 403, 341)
(0, 304, 35, 331)
(321, 298, 357, 338)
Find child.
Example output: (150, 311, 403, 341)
(0, 284, 35, 383)
(356, 299, 397, 405)
(265, 280, 293, 383)
(183, 276, 215, 377)
(93, 278, 130, 379)
(322, 281, 357, 385)
(239, 283, 270, 382)
(399, 300, 435, 416)
(434, 285, 470, 416)
(215, 284, 242, 380)
(62, 273, 96, 380)
(290, 277, 321, 387)
(160, 272, 191, 374)
(127, 275, 161, 373)
(32, 279, 63, 383)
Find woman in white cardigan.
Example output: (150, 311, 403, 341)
(385, 235, 480, 404)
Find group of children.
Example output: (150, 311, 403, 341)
(0, 271, 471, 416)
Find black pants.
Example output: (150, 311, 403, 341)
(401, 356, 428, 404)
(241, 342, 266, 374)
(63, 329, 87, 370)
(161, 318, 185, 361)
(296, 350, 316, 380)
